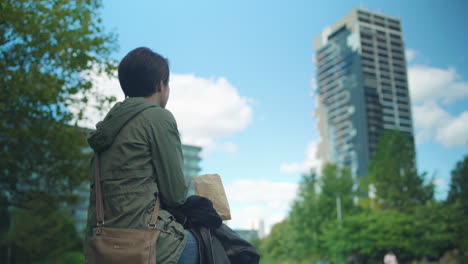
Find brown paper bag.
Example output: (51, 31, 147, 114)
(193, 174, 231, 220)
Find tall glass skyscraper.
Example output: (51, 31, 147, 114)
(315, 8, 414, 177)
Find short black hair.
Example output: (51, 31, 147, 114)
(118, 47, 169, 97)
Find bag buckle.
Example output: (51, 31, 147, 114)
(147, 224, 172, 234)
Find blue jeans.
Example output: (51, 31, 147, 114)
(177, 230, 199, 264)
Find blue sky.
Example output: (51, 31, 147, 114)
(93, 0, 468, 231)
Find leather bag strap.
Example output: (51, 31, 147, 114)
(94, 153, 105, 226)
(148, 196, 160, 228)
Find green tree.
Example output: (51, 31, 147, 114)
(446, 155, 468, 258)
(318, 164, 356, 222)
(286, 165, 356, 261)
(368, 130, 433, 209)
(288, 170, 322, 260)
(260, 220, 294, 263)
(321, 203, 462, 263)
(447, 155, 468, 213)
(0, 0, 117, 262)
(0, 0, 116, 205)
(5, 198, 83, 263)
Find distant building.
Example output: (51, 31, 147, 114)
(72, 182, 90, 233)
(233, 229, 259, 242)
(181, 144, 202, 196)
(314, 8, 415, 176)
(258, 219, 265, 239)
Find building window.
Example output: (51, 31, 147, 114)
(379, 59, 389, 66)
(360, 33, 373, 40)
(364, 72, 377, 78)
(377, 45, 387, 51)
(392, 54, 405, 61)
(362, 56, 375, 63)
(362, 42, 373, 48)
(392, 49, 403, 56)
(390, 33, 401, 39)
(375, 21, 385, 27)
(381, 74, 390, 80)
(377, 37, 387, 43)
(388, 18, 400, 25)
(391, 41, 402, 47)
(378, 53, 389, 58)
(382, 89, 392, 95)
(394, 70, 406, 75)
(400, 113, 410, 119)
(399, 108, 409, 113)
(381, 82, 391, 88)
(362, 49, 374, 55)
(380, 80, 391, 87)
(389, 25, 401, 31)
(358, 17, 371, 24)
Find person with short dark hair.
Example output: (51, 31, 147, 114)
(118, 47, 170, 99)
(85, 47, 199, 264)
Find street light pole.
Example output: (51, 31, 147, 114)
(336, 195, 342, 228)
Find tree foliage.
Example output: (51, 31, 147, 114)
(322, 203, 464, 263)
(262, 165, 356, 262)
(260, 220, 293, 262)
(318, 164, 356, 221)
(0, 0, 117, 262)
(3, 198, 83, 263)
(447, 155, 468, 213)
(259, 152, 466, 263)
(0, 0, 117, 206)
(446, 155, 468, 255)
(287, 170, 322, 259)
(368, 130, 433, 209)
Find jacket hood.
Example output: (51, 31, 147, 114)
(87, 97, 158, 153)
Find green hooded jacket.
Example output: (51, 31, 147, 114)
(85, 97, 188, 264)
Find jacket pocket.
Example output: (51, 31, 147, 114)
(157, 209, 184, 238)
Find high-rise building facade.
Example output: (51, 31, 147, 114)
(181, 144, 202, 196)
(314, 8, 414, 177)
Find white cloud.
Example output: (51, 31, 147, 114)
(405, 48, 418, 62)
(226, 180, 298, 203)
(413, 101, 468, 147)
(280, 140, 322, 174)
(409, 65, 468, 104)
(436, 111, 468, 147)
(224, 180, 298, 235)
(408, 60, 468, 147)
(167, 74, 253, 150)
(433, 177, 444, 187)
(73, 71, 253, 154)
